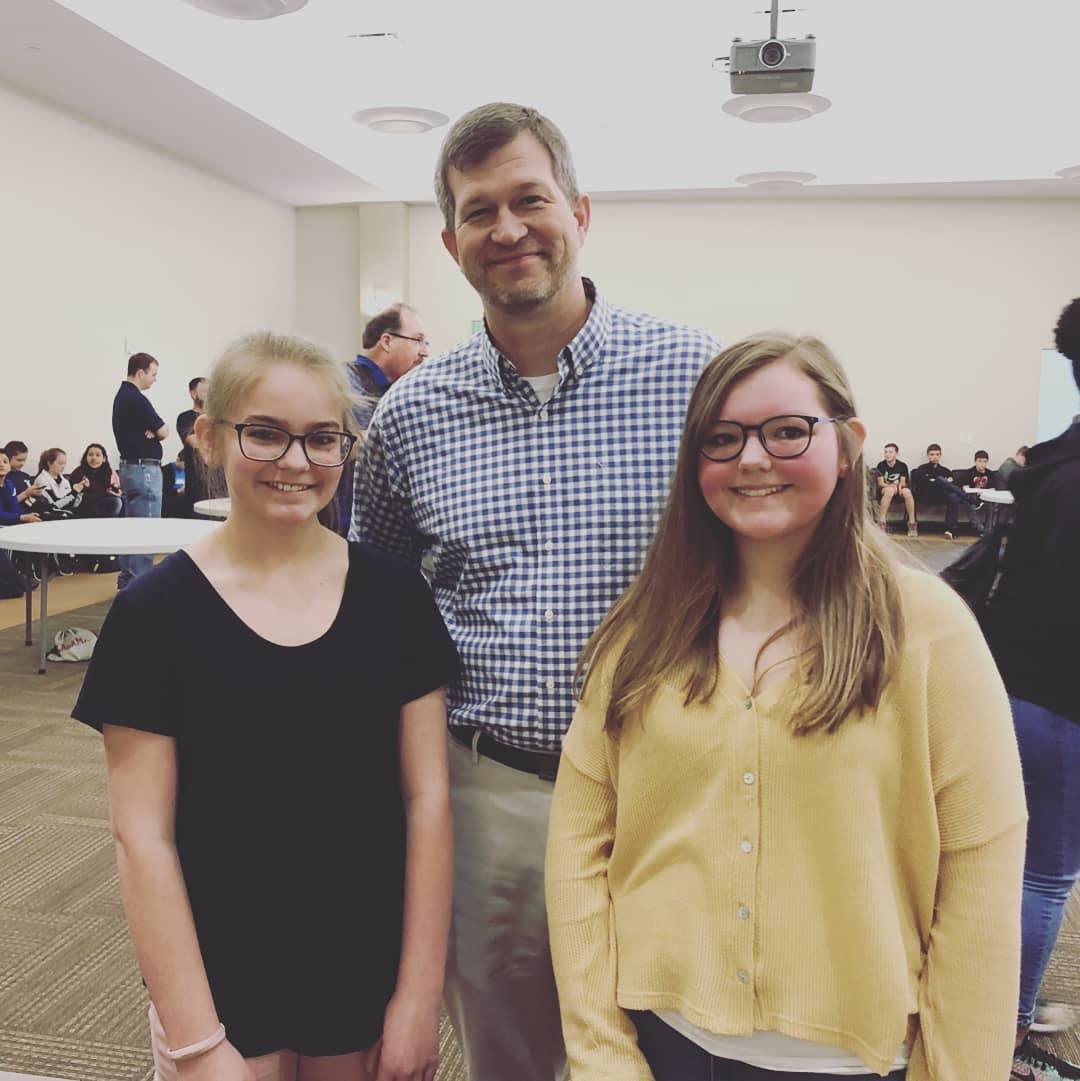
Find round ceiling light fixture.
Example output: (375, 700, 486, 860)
(722, 93, 831, 123)
(735, 170, 817, 190)
(1056, 165, 1080, 180)
(352, 106, 449, 135)
(179, 0, 309, 19)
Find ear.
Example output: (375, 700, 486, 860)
(572, 192, 591, 246)
(842, 418, 867, 476)
(194, 414, 216, 466)
(441, 227, 460, 267)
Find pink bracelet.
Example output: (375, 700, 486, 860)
(163, 1022, 227, 1062)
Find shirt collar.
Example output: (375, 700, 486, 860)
(354, 354, 391, 391)
(479, 278, 613, 395)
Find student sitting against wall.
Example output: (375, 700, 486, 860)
(32, 447, 88, 518)
(70, 443, 123, 519)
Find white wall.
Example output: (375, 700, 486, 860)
(0, 79, 295, 471)
(399, 197, 1080, 469)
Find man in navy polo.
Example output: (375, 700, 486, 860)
(111, 352, 169, 588)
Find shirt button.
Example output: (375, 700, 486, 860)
(538, 408, 547, 420)
(737, 970, 750, 985)
(744, 697, 753, 710)
(742, 771, 756, 785)
(546, 677, 556, 692)
(740, 839, 753, 853)
(737, 905, 751, 920)
(544, 608, 555, 621)
(544, 541, 554, 552)
(541, 474, 552, 486)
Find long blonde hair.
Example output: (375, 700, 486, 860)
(580, 333, 904, 736)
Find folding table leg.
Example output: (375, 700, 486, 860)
(38, 558, 50, 675)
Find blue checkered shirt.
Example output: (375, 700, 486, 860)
(351, 281, 720, 750)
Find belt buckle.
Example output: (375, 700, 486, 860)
(535, 754, 560, 783)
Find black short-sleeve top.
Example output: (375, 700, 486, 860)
(72, 543, 459, 1057)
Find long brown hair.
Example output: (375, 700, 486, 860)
(579, 333, 904, 736)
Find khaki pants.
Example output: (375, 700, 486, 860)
(444, 735, 569, 1081)
(149, 1004, 378, 1081)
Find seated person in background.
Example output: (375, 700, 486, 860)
(876, 442, 917, 536)
(2, 440, 43, 505)
(998, 445, 1028, 486)
(161, 451, 187, 519)
(911, 443, 966, 538)
(957, 450, 1000, 535)
(0, 449, 42, 526)
(70, 444, 123, 518)
(32, 447, 87, 518)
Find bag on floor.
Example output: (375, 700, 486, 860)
(46, 626, 98, 663)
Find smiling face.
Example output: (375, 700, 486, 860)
(441, 132, 590, 316)
(697, 359, 863, 549)
(883, 445, 898, 465)
(85, 446, 105, 469)
(201, 362, 346, 529)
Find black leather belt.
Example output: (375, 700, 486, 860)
(119, 458, 161, 465)
(451, 726, 561, 782)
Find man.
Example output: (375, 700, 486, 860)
(352, 103, 719, 1081)
(998, 445, 1029, 485)
(111, 352, 169, 587)
(875, 442, 917, 536)
(332, 303, 429, 534)
(957, 449, 1001, 536)
(176, 376, 208, 517)
(911, 443, 966, 539)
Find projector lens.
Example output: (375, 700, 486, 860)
(759, 40, 786, 66)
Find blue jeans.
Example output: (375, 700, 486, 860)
(1012, 696, 1080, 1026)
(117, 462, 162, 587)
(629, 1011, 906, 1080)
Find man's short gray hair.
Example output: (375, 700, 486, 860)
(434, 103, 580, 232)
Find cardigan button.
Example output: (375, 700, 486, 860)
(744, 697, 753, 710)
(736, 970, 750, 984)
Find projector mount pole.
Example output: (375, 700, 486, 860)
(770, 0, 779, 38)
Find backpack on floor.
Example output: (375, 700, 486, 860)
(46, 626, 98, 663)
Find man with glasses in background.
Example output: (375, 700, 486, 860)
(333, 303, 429, 534)
(352, 102, 719, 1081)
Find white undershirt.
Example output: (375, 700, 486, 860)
(523, 372, 560, 404)
(654, 1012, 910, 1074)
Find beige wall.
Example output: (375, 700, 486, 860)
(400, 197, 1080, 469)
(1, 80, 295, 471)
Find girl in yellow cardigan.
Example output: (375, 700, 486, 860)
(545, 334, 1026, 1081)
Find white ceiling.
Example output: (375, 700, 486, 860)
(2, 0, 1079, 207)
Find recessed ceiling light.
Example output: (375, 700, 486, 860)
(352, 107, 449, 135)
(178, 0, 309, 19)
(722, 93, 831, 123)
(735, 171, 817, 189)
(1056, 165, 1080, 180)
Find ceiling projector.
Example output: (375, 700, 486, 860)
(725, 1, 816, 94)
(179, 0, 309, 18)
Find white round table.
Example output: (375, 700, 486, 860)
(193, 498, 231, 520)
(2, 518, 219, 673)
(963, 486, 1015, 531)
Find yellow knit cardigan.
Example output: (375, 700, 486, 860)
(546, 566, 1026, 1080)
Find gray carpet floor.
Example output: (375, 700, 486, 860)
(1, 545, 1076, 1078)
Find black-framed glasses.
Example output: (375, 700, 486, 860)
(699, 414, 845, 463)
(225, 422, 356, 467)
(387, 332, 431, 349)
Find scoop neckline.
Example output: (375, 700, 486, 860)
(175, 545, 355, 651)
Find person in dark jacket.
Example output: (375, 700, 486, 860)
(70, 444, 123, 519)
(955, 450, 1000, 536)
(983, 297, 1080, 1068)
